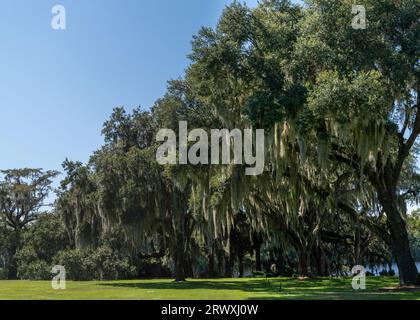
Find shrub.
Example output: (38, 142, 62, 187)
(18, 261, 51, 280)
(14, 214, 70, 280)
(16, 245, 39, 270)
(138, 257, 171, 279)
(86, 246, 137, 280)
(379, 269, 396, 277)
(0, 268, 7, 280)
(278, 266, 295, 277)
(53, 247, 137, 281)
(53, 249, 92, 281)
(252, 271, 265, 278)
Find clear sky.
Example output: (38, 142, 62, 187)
(0, 0, 264, 175)
(0, 0, 416, 213)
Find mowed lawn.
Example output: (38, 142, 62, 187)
(0, 277, 418, 300)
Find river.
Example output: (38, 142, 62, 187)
(365, 262, 420, 276)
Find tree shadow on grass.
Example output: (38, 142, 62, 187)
(98, 279, 279, 294)
(97, 277, 414, 300)
(247, 292, 419, 300)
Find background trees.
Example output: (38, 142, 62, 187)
(0, 169, 58, 279)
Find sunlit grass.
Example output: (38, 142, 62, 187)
(0, 277, 418, 300)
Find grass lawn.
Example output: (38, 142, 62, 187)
(0, 277, 418, 300)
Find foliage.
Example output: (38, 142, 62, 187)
(0, 268, 7, 280)
(17, 260, 51, 280)
(87, 246, 137, 280)
(15, 214, 69, 280)
(408, 210, 420, 261)
(0, 169, 59, 230)
(0, 169, 58, 279)
(53, 249, 89, 281)
(52, 246, 137, 281)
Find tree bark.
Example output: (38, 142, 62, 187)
(171, 191, 189, 282)
(7, 258, 18, 280)
(354, 222, 361, 266)
(313, 245, 328, 276)
(217, 249, 224, 276)
(224, 254, 232, 278)
(385, 207, 418, 285)
(173, 242, 186, 282)
(238, 251, 244, 278)
(378, 189, 419, 285)
(298, 251, 309, 277)
(208, 247, 216, 278)
(254, 245, 262, 272)
(252, 232, 263, 272)
(7, 231, 20, 280)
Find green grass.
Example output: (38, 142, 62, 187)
(0, 277, 418, 300)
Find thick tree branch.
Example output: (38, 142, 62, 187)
(394, 83, 420, 185)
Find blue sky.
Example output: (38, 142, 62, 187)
(0, 0, 264, 175)
(0, 1, 416, 213)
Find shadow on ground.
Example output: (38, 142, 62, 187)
(97, 278, 414, 300)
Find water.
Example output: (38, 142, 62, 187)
(365, 262, 420, 276)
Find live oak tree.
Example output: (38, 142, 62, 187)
(0, 168, 58, 279)
(185, 0, 419, 284)
(288, 0, 420, 285)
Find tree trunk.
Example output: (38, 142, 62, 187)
(208, 245, 216, 278)
(7, 260, 18, 280)
(254, 245, 262, 272)
(354, 222, 361, 266)
(252, 232, 263, 272)
(184, 257, 194, 278)
(313, 245, 328, 276)
(238, 252, 244, 278)
(217, 249, 224, 276)
(7, 231, 20, 280)
(378, 189, 418, 285)
(298, 251, 309, 277)
(224, 234, 233, 278)
(224, 254, 232, 278)
(171, 187, 191, 282)
(174, 243, 186, 282)
(386, 209, 418, 285)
